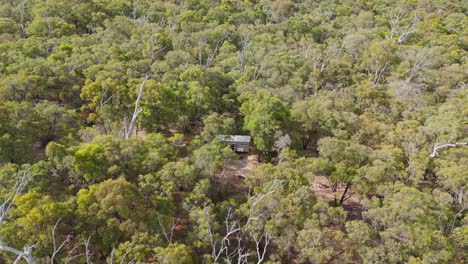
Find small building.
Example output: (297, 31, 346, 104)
(216, 135, 251, 153)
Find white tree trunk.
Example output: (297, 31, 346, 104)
(125, 75, 149, 139)
(430, 142, 467, 158)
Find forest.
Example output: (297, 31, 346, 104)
(0, 0, 467, 263)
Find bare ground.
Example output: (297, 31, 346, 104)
(219, 154, 259, 192)
(312, 176, 364, 220)
(219, 160, 364, 219)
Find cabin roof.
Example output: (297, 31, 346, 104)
(216, 135, 251, 143)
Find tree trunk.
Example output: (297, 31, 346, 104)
(125, 75, 149, 139)
(339, 182, 353, 205)
(302, 133, 312, 150)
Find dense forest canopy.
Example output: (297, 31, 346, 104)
(0, 0, 467, 263)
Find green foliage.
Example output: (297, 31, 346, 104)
(1, 192, 72, 258)
(76, 178, 157, 256)
(154, 243, 193, 264)
(191, 140, 236, 177)
(240, 89, 291, 155)
(0, 0, 466, 262)
(72, 143, 107, 182)
(201, 113, 236, 140)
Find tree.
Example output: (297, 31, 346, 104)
(34, 101, 78, 146)
(297, 218, 347, 264)
(76, 178, 157, 260)
(362, 40, 398, 84)
(240, 89, 291, 157)
(201, 113, 236, 140)
(154, 243, 193, 264)
(1, 192, 72, 260)
(0, 165, 35, 263)
(72, 143, 108, 182)
(291, 91, 336, 149)
(191, 140, 236, 178)
(313, 137, 370, 205)
(356, 145, 407, 195)
(113, 232, 161, 264)
(0, 0, 467, 262)
(362, 184, 455, 263)
(156, 160, 198, 192)
(0, 101, 42, 163)
(123, 74, 149, 139)
(433, 147, 468, 224)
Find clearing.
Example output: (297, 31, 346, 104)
(312, 176, 364, 220)
(220, 154, 259, 192)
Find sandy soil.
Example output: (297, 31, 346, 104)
(219, 154, 259, 191)
(312, 176, 364, 220)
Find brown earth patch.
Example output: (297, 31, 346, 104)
(219, 154, 259, 192)
(312, 176, 364, 220)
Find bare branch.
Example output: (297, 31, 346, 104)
(430, 142, 467, 158)
(204, 206, 240, 262)
(385, 9, 419, 45)
(51, 217, 71, 264)
(124, 75, 149, 139)
(0, 244, 35, 264)
(64, 240, 85, 264)
(254, 233, 271, 264)
(386, 9, 404, 40)
(0, 167, 31, 223)
(118, 249, 132, 264)
(239, 30, 252, 75)
(397, 14, 419, 44)
(84, 236, 93, 264)
(99, 84, 113, 108)
(404, 47, 436, 82)
(0, 167, 35, 263)
(206, 31, 230, 67)
(157, 213, 180, 243)
(203, 181, 280, 263)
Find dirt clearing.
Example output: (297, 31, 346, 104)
(220, 155, 259, 191)
(312, 176, 364, 220)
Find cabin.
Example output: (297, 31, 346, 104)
(216, 135, 251, 153)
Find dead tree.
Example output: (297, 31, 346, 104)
(239, 30, 252, 75)
(50, 218, 71, 264)
(83, 236, 93, 264)
(98, 83, 114, 135)
(123, 74, 149, 139)
(204, 181, 279, 263)
(109, 247, 134, 264)
(205, 207, 240, 263)
(385, 9, 419, 45)
(0, 245, 34, 264)
(64, 245, 82, 264)
(157, 213, 180, 243)
(0, 167, 35, 263)
(254, 233, 271, 264)
(206, 31, 230, 67)
(15, 1, 27, 37)
(397, 14, 419, 44)
(386, 9, 404, 40)
(1, 170, 94, 263)
(0, 167, 31, 223)
(64, 236, 93, 264)
(404, 47, 436, 82)
(430, 142, 467, 158)
(320, 42, 343, 72)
